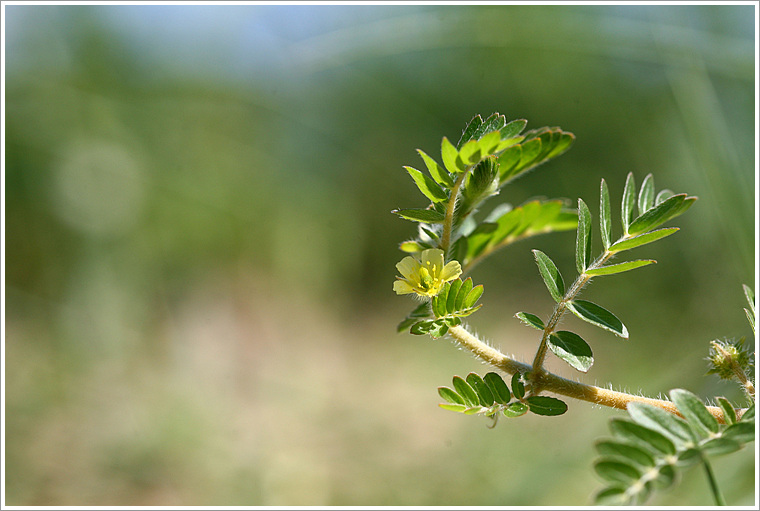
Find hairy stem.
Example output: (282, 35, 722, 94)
(439, 170, 469, 252)
(447, 324, 733, 424)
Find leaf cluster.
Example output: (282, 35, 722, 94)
(438, 371, 567, 425)
(393, 113, 577, 266)
(521, 174, 696, 374)
(593, 390, 755, 505)
(397, 277, 483, 338)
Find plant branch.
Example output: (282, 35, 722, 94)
(439, 170, 469, 252)
(447, 324, 734, 424)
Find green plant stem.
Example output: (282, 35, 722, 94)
(701, 455, 726, 506)
(530, 247, 616, 374)
(439, 170, 469, 252)
(446, 324, 735, 424)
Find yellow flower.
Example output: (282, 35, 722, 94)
(394, 248, 462, 297)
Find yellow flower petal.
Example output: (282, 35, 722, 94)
(393, 279, 415, 295)
(396, 256, 420, 280)
(421, 249, 445, 275)
(440, 260, 462, 282)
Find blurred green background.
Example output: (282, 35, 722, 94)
(4, 4, 756, 506)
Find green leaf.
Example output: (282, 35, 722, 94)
(566, 300, 628, 339)
(457, 114, 483, 149)
(452, 376, 479, 407)
(439, 403, 468, 413)
(548, 331, 594, 372)
(740, 403, 754, 422)
(392, 208, 445, 223)
(716, 397, 737, 426)
(653, 464, 676, 489)
(585, 260, 656, 276)
(621, 172, 636, 234)
(594, 487, 631, 506)
(458, 139, 482, 166)
(626, 402, 695, 448)
(511, 373, 525, 400)
(476, 131, 502, 157)
(700, 437, 741, 456)
(472, 113, 506, 141)
(502, 401, 529, 418)
(432, 284, 448, 318)
(608, 228, 679, 252)
(722, 421, 755, 444)
(500, 119, 527, 140)
(743, 284, 755, 316)
(638, 174, 655, 215)
(428, 320, 449, 339)
(515, 312, 545, 330)
(655, 189, 673, 205)
(669, 389, 719, 439)
(595, 440, 656, 468)
(576, 198, 592, 273)
(446, 278, 462, 314)
(463, 406, 486, 415)
(454, 277, 474, 311)
(600, 179, 611, 250)
(594, 459, 642, 485)
(628, 194, 694, 236)
(409, 320, 433, 336)
(526, 396, 568, 416)
(483, 372, 511, 404)
(609, 419, 676, 456)
(466, 373, 495, 406)
(463, 284, 484, 309)
(405, 166, 448, 203)
(438, 386, 465, 405)
(532, 249, 565, 302)
(441, 136, 465, 174)
(416, 149, 454, 188)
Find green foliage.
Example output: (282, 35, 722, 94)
(393, 113, 577, 269)
(526, 174, 694, 373)
(400, 277, 484, 339)
(438, 372, 567, 423)
(592, 391, 755, 505)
